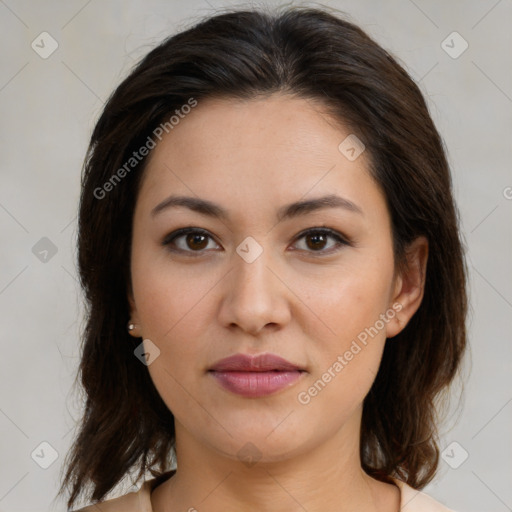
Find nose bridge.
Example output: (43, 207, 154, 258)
(234, 240, 271, 293)
(219, 236, 290, 333)
(233, 238, 275, 305)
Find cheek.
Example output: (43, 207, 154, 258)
(295, 253, 395, 407)
(296, 253, 395, 347)
(295, 305, 390, 427)
(130, 252, 221, 389)
(132, 269, 213, 417)
(131, 241, 217, 339)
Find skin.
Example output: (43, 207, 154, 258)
(128, 93, 428, 512)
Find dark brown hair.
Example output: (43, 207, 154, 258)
(59, 5, 467, 509)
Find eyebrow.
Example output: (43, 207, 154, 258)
(150, 193, 363, 221)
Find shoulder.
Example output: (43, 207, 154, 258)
(73, 473, 457, 512)
(73, 481, 152, 512)
(393, 478, 457, 512)
(72, 472, 175, 512)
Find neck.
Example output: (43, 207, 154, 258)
(151, 411, 400, 512)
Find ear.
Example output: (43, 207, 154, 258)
(386, 236, 428, 339)
(126, 286, 142, 338)
(127, 286, 142, 335)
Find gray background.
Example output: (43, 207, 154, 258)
(1, 0, 511, 511)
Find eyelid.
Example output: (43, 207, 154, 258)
(292, 226, 351, 247)
(161, 227, 220, 255)
(162, 226, 351, 256)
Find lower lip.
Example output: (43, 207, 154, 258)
(209, 370, 303, 397)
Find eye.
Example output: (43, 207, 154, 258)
(162, 227, 220, 255)
(292, 228, 350, 255)
(162, 226, 350, 257)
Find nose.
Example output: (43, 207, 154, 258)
(217, 244, 291, 336)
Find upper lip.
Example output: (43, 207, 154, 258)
(209, 353, 304, 372)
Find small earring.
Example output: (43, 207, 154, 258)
(127, 321, 137, 333)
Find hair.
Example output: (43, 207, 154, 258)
(58, 4, 468, 510)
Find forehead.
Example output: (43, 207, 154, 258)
(147, 93, 353, 170)
(136, 93, 385, 224)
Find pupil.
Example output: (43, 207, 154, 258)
(184, 232, 328, 251)
(187, 233, 207, 250)
(308, 233, 326, 250)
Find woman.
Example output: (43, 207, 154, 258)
(59, 5, 467, 511)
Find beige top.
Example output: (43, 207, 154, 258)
(74, 474, 456, 511)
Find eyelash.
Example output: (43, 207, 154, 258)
(161, 226, 351, 257)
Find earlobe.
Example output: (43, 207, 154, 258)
(386, 236, 428, 339)
(127, 291, 142, 337)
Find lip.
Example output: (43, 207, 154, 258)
(209, 353, 303, 372)
(208, 353, 305, 397)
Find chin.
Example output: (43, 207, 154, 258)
(199, 424, 315, 466)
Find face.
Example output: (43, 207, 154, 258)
(128, 93, 425, 464)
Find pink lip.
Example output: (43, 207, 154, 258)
(208, 353, 305, 397)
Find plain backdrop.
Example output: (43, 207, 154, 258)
(1, 0, 511, 511)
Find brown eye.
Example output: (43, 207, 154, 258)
(163, 228, 220, 254)
(293, 228, 349, 255)
(185, 232, 208, 250)
(305, 232, 329, 251)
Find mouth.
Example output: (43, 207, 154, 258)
(208, 353, 306, 397)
